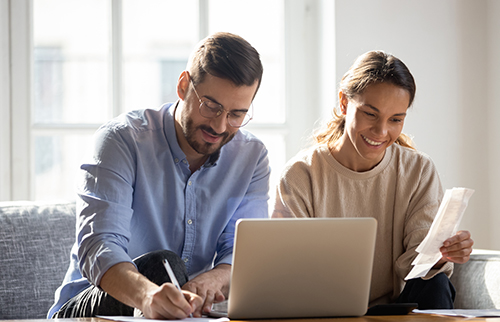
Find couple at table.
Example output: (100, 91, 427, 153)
(48, 32, 473, 319)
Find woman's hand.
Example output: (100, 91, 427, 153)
(438, 230, 474, 265)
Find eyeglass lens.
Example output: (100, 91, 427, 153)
(199, 102, 251, 128)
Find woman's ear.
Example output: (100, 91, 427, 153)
(177, 70, 190, 101)
(339, 91, 348, 115)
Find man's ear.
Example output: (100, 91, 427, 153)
(177, 70, 190, 101)
(339, 91, 348, 115)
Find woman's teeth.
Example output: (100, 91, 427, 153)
(363, 135, 383, 146)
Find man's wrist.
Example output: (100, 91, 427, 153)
(211, 264, 231, 296)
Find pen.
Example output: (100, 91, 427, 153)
(163, 259, 193, 317)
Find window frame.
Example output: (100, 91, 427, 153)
(0, 0, 11, 201)
(7, 0, 33, 200)
(2, 0, 334, 201)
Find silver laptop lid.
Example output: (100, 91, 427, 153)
(228, 217, 377, 319)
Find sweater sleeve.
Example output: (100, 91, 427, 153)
(394, 154, 453, 281)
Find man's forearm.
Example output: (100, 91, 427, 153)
(100, 262, 157, 311)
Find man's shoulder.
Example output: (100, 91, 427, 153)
(97, 104, 173, 139)
(216, 129, 269, 168)
(225, 129, 267, 151)
(109, 104, 171, 131)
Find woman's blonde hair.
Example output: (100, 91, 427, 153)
(315, 50, 416, 149)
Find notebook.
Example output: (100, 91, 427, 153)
(225, 217, 377, 319)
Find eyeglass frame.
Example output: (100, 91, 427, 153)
(188, 76, 253, 128)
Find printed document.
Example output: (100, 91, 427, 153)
(405, 187, 474, 280)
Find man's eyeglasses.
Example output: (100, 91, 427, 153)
(189, 79, 253, 128)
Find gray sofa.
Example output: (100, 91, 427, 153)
(0, 200, 499, 319)
(0, 200, 76, 319)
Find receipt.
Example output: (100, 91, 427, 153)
(405, 187, 475, 280)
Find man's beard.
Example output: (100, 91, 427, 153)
(182, 118, 236, 156)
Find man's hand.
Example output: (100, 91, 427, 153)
(182, 264, 231, 316)
(435, 230, 474, 268)
(101, 262, 203, 319)
(140, 283, 203, 319)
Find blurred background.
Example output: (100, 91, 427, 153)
(1, 0, 499, 250)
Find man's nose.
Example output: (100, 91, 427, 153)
(210, 112, 228, 134)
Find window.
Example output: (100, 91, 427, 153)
(3, 0, 332, 206)
(31, 0, 202, 200)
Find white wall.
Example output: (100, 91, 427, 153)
(487, 0, 500, 250)
(332, 0, 499, 249)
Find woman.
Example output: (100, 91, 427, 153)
(272, 50, 473, 309)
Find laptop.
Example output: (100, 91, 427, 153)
(225, 217, 377, 319)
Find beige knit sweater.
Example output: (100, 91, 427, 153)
(273, 143, 453, 305)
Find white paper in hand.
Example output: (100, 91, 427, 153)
(405, 187, 474, 280)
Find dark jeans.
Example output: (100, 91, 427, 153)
(53, 250, 188, 318)
(396, 272, 456, 309)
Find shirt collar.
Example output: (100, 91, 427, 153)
(204, 150, 219, 168)
(163, 101, 186, 164)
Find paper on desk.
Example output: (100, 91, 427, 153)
(405, 187, 474, 280)
(97, 316, 229, 322)
(413, 309, 500, 318)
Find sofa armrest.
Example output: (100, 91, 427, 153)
(451, 249, 500, 309)
(0, 200, 76, 319)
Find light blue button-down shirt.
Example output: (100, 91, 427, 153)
(48, 102, 270, 317)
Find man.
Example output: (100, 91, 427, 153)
(48, 32, 269, 319)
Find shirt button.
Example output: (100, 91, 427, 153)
(188, 181, 192, 186)
(187, 219, 193, 225)
(183, 160, 187, 164)
(174, 158, 179, 163)
(184, 258, 189, 263)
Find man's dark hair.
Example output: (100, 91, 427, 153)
(188, 32, 263, 93)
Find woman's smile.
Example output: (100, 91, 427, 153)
(361, 135, 385, 147)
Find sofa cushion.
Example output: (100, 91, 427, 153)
(451, 249, 500, 309)
(0, 200, 76, 319)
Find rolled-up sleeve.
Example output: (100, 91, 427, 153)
(76, 124, 137, 286)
